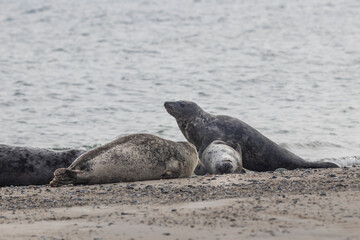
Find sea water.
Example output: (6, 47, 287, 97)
(0, 0, 359, 166)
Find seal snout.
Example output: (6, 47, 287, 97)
(215, 161, 234, 174)
(164, 101, 172, 108)
(164, 101, 182, 117)
(164, 101, 175, 115)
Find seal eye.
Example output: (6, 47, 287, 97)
(179, 103, 185, 108)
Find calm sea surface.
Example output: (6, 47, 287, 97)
(0, 0, 359, 166)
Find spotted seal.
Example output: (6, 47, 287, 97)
(0, 145, 85, 187)
(50, 134, 199, 186)
(164, 100, 339, 172)
(196, 140, 243, 175)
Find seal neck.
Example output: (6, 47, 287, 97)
(176, 111, 213, 150)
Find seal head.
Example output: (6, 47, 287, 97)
(197, 140, 243, 175)
(164, 101, 212, 150)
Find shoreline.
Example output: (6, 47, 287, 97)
(1, 166, 359, 239)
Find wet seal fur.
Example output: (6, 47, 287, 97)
(164, 100, 339, 172)
(50, 134, 199, 186)
(197, 140, 243, 175)
(0, 145, 85, 187)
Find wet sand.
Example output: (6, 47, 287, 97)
(0, 166, 359, 240)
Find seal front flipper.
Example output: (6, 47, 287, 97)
(234, 143, 244, 173)
(235, 143, 242, 156)
(161, 158, 181, 178)
(194, 159, 207, 175)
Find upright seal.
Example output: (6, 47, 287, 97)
(50, 134, 199, 186)
(164, 100, 338, 172)
(0, 145, 85, 187)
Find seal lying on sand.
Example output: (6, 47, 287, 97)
(0, 145, 85, 187)
(196, 140, 243, 175)
(50, 134, 199, 186)
(164, 100, 339, 172)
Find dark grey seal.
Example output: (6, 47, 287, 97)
(164, 100, 339, 172)
(0, 145, 85, 187)
(50, 134, 199, 186)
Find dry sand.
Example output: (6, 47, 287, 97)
(0, 166, 359, 240)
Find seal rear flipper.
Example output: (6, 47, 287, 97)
(50, 168, 83, 187)
(305, 161, 339, 169)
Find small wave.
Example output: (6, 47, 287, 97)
(319, 156, 360, 167)
(198, 91, 211, 97)
(280, 141, 343, 149)
(52, 48, 68, 53)
(24, 6, 51, 15)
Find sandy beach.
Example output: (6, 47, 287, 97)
(0, 166, 359, 240)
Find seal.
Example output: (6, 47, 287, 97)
(164, 100, 339, 172)
(50, 133, 199, 186)
(196, 140, 243, 175)
(0, 145, 85, 187)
